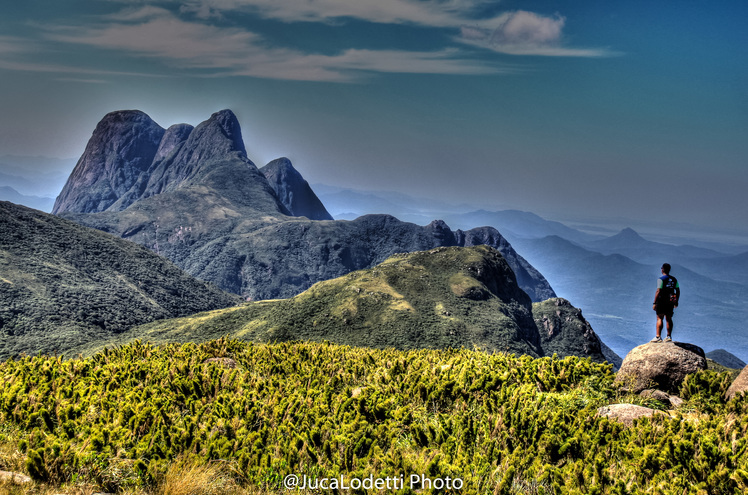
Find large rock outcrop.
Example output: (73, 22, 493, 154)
(56, 110, 556, 302)
(532, 298, 612, 365)
(614, 341, 707, 394)
(260, 157, 333, 220)
(53, 110, 165, 214)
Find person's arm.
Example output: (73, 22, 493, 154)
(653, 278, 663, 308)
(674, 283, 680, 307)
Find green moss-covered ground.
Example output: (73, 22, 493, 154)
(1, 339, 746, 494)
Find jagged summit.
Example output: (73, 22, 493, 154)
(57, 109, 556, 304)
(260, 157, 333, 221)
(174, 109, 247, 167)
(54, 109, 264, 215)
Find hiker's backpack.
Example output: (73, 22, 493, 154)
(663, 275, 678, 303)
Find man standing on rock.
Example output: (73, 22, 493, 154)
(652, 263, 680, 343)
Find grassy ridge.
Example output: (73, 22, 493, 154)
(89, 246, 603, 363)
(1, 339, 746, 494)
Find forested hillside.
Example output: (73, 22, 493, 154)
(0, 201, 240, 358)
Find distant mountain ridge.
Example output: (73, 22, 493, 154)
(0, 186, 54, 212)
(510, 234, 748, 362)
(706, 349, 746, 370)
(583, 227, 727, 264)
(56, 110, 555, 303)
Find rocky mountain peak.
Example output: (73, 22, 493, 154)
(260, 157, 333, 220)
(52, 110, 165, 214)
(617, 227, 644, 240)
(56, 109, 556, 309)
(181, 109, 246, 161)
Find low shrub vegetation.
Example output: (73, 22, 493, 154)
(0, 339, 746, 494)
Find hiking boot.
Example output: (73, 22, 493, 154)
(664, 336, 672, 342)
(650, 337, 662, 343)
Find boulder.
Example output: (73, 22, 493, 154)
(614, 341, 707, 394)
(204, 357, 238, 369)
(0, 470, 32, 484)
(596, 404, 666, 427)
(639, 389, 685, 409)
(725, 365, 748, 401)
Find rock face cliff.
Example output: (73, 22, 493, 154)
(52, 111, 165, 214)
(532, 298, 611, 364)
(55, 110, 556, 302)
(260, 158, 333, 220)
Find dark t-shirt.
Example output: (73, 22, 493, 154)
(655, 274, 679, 314)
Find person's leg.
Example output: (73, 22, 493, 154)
(656, 314, 664, 339)
(665, 315, 673, 338)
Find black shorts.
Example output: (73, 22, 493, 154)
(654, 302, 674, 318)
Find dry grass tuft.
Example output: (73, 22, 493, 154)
(157, 458, 242, 495)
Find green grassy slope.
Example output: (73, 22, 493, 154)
(93, 246, 558, 359)
(0, 201, 241, 358)
(0, 339, 745, 494)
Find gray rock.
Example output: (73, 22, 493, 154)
(726, 365, 748, 401)
(261, 157, 333, 220)
(639, 389, 685, 408)
(596, 403, 666, 427)
(614, 341, 707, 394)
(532, 298, 608, 364)
(639, 389, 671, 402)
(53, 110, 165, 214)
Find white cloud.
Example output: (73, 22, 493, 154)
(0, 34, 161, 76)
(458, 11, 615, 57)
(0, 35, 35, 55)
(498, 10, 564, 45)
(42, 9, 504, 81)
(105, 5, 175, 21)
(177, 0, 502, 27)
(168, 1, 614, 57)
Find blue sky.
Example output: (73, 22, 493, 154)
(1, 1, 746, 236)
